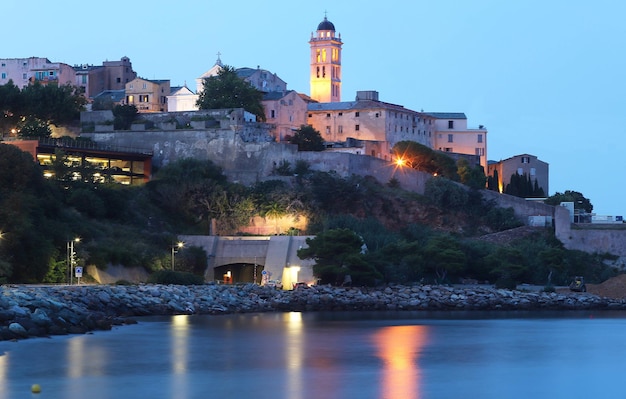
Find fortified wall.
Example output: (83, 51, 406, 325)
(81, 111, 429, 192)
(81, 112, 626, 266)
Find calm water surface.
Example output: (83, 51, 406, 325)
(1, 310, 626, 399)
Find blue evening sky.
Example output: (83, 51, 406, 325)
(4, 0, 625, 215)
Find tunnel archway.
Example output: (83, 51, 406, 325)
(214, 263, 265, 284)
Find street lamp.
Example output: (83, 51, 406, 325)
(171, 241, 184, 270)
(67, 237, 80, 285)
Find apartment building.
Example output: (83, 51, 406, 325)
(125, 78, 170, 112)
(427, 112, 488, 170)
(263, 91, 314, 141)
(74, 56, 137, 98)
(0, 57, 75, 88)
(307, 91, 435, 160)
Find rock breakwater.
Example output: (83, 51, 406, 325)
(2, 283, 625, 340)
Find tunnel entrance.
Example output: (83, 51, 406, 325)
(214, 263, 265, 284)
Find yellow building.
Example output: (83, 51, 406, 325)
(125, 77, 170, 113)
(309, 16, 342, 103)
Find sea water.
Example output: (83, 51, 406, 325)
(1, 310, 625, 399)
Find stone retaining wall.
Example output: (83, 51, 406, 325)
(2, 284, 625, 341)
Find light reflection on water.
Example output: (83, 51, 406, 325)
(2, 311, 626, 399)
(374, 325, 429, 399)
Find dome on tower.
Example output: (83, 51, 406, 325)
(317, 17, 335, 31)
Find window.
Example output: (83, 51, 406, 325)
(355, 112, 360, 117)
(308, 113, 312, 118)
(448, 120, 454, 129)
(517, 168, 524, 175)
(326, 126, 331, 134)
(1, 73, 5, 79)
(475, 148, 484, 156)
(338, 112, 343, 116)
(81, 75, 87, 84)
(322, 66, 325, 78)
(22, 73, 27, 79)
(129, 84, 133, 89)
(270, 110, 275, 118)
(326, 113, 331, 118)
(521, 156, 530, 164)
(338, 125, 343, 134)
(530, 168, 536, 176)
(139, 95, 149, 102)
(355, 124, 360, 131)
(0, 63, 4, 67)
(447, 134, 453, 143)
(444, 147, 453, 152)
(116, 77, 121, 83)
(375, 113, 379, 118)
(316, 67, 320, 78)
(477, 134, 483, 143)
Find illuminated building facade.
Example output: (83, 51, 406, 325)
(427, 113, 488, 170)
(309, 16, 342, 103)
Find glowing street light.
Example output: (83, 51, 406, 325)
(171, 241, 184, 270)
(67, 237, 81, 285)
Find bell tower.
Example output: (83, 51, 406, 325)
(309, 15, 342, 103)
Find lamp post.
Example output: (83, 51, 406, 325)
(67, 237, 80, 285)
(171, 241, 184, 270)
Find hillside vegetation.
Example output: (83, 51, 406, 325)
(0, 143, 616, 287)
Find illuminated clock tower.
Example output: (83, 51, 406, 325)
(309, 15, 342, 103)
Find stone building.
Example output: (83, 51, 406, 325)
(263, 90, 314, 142)
(307, 90, 436, 160)
(487, 153, 549, 195)
(309, 16, 342, 103)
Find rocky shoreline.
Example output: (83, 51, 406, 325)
(2, 283, 626, 340)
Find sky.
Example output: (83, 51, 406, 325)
(4, 0, 626, 215)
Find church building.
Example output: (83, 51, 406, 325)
(309, 16, 342, 103)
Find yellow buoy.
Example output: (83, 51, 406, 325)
(31, 384, 41, 394)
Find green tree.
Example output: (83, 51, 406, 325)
(0, 144, 61, 282)
(196, 65, 266, 121)
(392, 141, 457, 179)
(424, 177, 468, 210)
(0, 80, 23, 134)
(289, 125, 325, 151)
(487, 169, 499, 191)
(545, 190, 593, 213)
(20, 82, 86, 126)
(298, 228, 381, 285)
(504, 173, 545, 198)
(423, 235, 466, 283)
(456, 158, 486, 189)
(486, 247, 528, 288)
(0, 81, 85, 138)
(112, 104, 138, 130)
